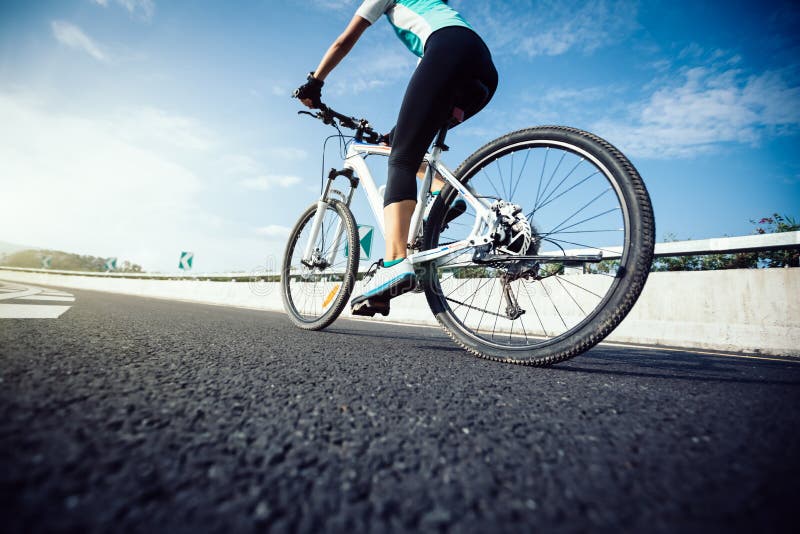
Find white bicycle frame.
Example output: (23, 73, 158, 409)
(301, 140, 501, 270)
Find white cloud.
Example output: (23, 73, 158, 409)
(51, 21, 107, 62)
(93, 0, 155, 20)
(306, 0, 358, 11)
(272, 85, 290, 97)
(0, 92, 200, 270)
(328, 47, 415, 96)
(224, 154, 261, 176)
(471, 0, 639, 58)
(116, 107, 217, 151)
(256, 225, 292, 238)
(240, 175, 302, 190)
(0, 91, 291, 272)
(266, 147, 308, 161)
(594, 67, 800, 158)
(518, 85, 624, 124)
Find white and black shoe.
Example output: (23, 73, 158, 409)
(350, 258, 417, 317)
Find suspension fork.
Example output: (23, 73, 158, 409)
(301, 168, 359, 265)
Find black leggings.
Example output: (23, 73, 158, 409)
(383, 26, 498, 206)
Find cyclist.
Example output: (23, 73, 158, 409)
(295, 0, 497, 315)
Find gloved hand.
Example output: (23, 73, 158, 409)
(379, 128, 394, 146)
(293, 72, 324, 109)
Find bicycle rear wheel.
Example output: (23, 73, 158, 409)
(281, 199, 359, 330)
(422, 126, 655, 365)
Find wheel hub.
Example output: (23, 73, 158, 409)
(491, 201, 539, 256)
(300, 249, 330, 280)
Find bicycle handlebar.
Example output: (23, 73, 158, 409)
(296, 102, 382, 145)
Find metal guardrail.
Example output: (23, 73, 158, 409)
(1, 232, 798, 280)
(561, 231, 800, 260)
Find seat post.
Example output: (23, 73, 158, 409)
(433, 121, 449, 151)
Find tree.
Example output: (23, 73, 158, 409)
(751, 214, 799, 268)
(651, 214, 798, 271)
(1, 249, 144, 272)
(651, 233, 703, 272)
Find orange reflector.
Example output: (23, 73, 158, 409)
(322, 284, 340, 308)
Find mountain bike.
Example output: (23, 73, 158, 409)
(281, 102, 655, 366)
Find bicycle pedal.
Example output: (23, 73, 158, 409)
(351, 298, 390, 317)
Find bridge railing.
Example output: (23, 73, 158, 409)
(560, 230, 800, 259)
(1, 231, 798, 279)
(2, 232, 798, 356)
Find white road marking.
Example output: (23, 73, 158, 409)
(0, 287, 40, 301)
(0, 304, 72, 319)
(0, 281, 75, 318)
(16, 295, 76, 302)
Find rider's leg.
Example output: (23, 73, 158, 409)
(352, 28, 497, 314)
(384, 199, 415, 261)
(383, 26, 497, 227)
(382, 132, 445, 192)
(381, 170, 441, 262)
(417, 161, 445, 192)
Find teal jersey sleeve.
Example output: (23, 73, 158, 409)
(356, 0, 473, 57)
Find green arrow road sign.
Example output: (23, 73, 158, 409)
(344, 225, 374, 260)
(179, 251, 194, 271)
(359, 225, 374, 259)
(41, 255, 52, 269)
(104, 258, 117, 271)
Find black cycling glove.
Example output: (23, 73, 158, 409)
(379, 127, 395, 146)
(294, 72, 324, 108)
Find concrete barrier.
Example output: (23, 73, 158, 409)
(1, 268, 798, 357)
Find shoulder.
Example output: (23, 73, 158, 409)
(355, 0, 395, 24)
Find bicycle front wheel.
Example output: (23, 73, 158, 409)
(281, 199, 359, 330)
(422, 126, 655, 365)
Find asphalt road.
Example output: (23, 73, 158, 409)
(1, 283, 798, 533)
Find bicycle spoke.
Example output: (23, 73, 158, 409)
(552, 274, 604, 299)
(508, 151, 514, 201)
(542, 228, 623, 235)
(482, 168, 503, 200)
(554, 275, 587, 316)
(541, 278, 567, 330)
(510, 148, 531, 201)
(536, 151, 568, 208)
(542, 237, 625, 257)
(535, 170, 600, 212)
(421, 129, 651, 360)
(548, 207, 620, 237)
(521, 281, 548, 338)
(514, 282, 528, 344)
(474, 273, 497, 337)
(461, 276, 488, 325)
(495, 159, 507, 199)
(284, 203, 356, 324)
(546, 189, 615, 236)
(536, 156, 582, 210)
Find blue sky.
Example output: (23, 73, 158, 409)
(1, 0, 798, 272)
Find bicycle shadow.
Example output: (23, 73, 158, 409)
(322, 324, 448, 344)
(318, 321, 800, 387)
(553, 346, 800, 387)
